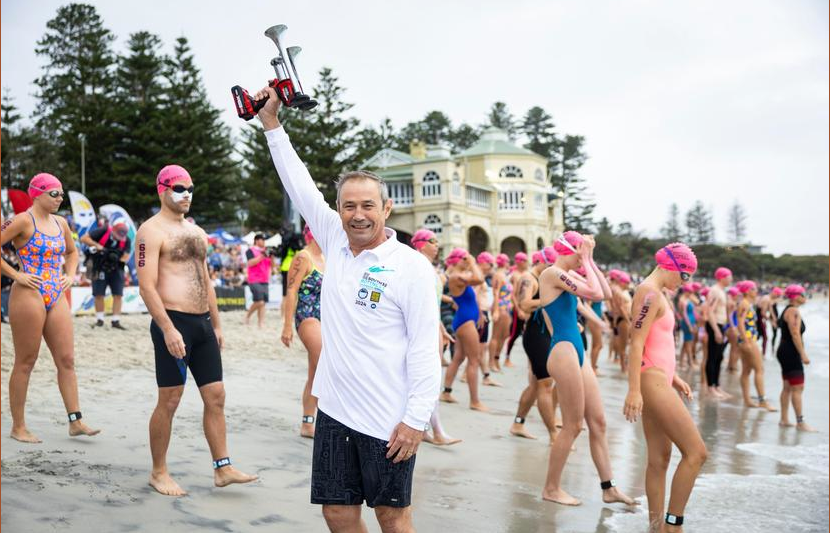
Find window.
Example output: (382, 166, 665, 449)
(452, 172, 461, 196)
(424, 214, 443, 234)
(498, 190, 525, 211)
(499, 165, 523, 178)
(466, 186, 490, 209)
(534, 168, 545, 182)
(422, 171, 441, 198)
(534, 193, 544, 212)
(388, 182, 414, 207)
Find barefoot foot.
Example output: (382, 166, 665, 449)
(149, 471, 187, 496)
(602, 487, 638, 505)
(470, 402, 490, 412)
(504, 359, 515, 368)
(509, 423, 537, 439)
(759, 402, 778, 412)
(744, 400, 759, 408)
(426, 433, 462, 446)
(439, 392, 458, 404)
(797, 422, 818, 432)
(542, 488, 581, 506)
(69, 421, 101, 437)
(214, 466, 258, 488)
(10, 428, 42, 443)
(482, 376, 502, 387)
(779, 420, 794, 427)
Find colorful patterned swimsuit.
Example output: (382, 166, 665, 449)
(294, 255, 323, 330)
(498, 281, 513, 311)
(17, 213, 65, 311)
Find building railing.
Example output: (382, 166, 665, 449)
(466, 185, 491, 210)
(388, 182, 414, 207)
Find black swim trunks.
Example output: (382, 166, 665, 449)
(150, 310, 223, 388)
(477, 312, 491, 343)
(311, 410, 416, 508)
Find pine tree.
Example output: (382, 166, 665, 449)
(238, 124, 285, 232)
(550, 134, 594, 231)
(726, 200, 747, 244)
(354, 118, 397, 166)
(661, 203, 683, 241)
(111, 31, 167, 216)
(521, 106, 557, 158)
(447, 123, 479, 152)
(685, 201, 715, 244)
(33, 3, 118, 198)
(1, 90, 25, 189)
(280, 67, 359, 204)
(485, 101, 517, 139)
(158, 37, 239, 222)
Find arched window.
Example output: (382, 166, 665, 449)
(424, 214, 443, 234)
(452, 172, 461, 196)
(422, 171, 441, 198)
(499, 165, 523, 178)
(534, 168, 545, 182)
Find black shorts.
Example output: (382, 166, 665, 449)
(281, 271, 289, 296)
(250, 282, 269, 303)
(478, 313, 491, 343)
(92, 269, 124, 297)
(311, 410, 415, 508)
(150, 310, 223, 388)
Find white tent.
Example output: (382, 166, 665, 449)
(242, 231, 256, 245)
(264, 233, 282, 247)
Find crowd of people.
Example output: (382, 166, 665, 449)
(0, 88, 822, 533)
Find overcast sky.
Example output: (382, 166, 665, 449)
(3, 0, 828, 255)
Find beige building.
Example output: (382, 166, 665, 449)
(364, 127, 565, 256)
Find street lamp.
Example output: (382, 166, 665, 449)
(78, 133, 86, 196)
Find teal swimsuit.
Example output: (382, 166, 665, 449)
(542, 291, 584, 367)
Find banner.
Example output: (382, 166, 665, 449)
(7, 189, 32, 215)
(70, 286, 147, 315)
(99, 204, 138, 283)
(68, 191, 96, 238)
(214, 286, 246, 311)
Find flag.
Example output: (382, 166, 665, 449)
(99, 204, 139, 283)
(68, 191, 96, 238)
(7, 189, 32, 215)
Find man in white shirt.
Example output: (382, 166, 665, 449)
(256, 86, 440, 533)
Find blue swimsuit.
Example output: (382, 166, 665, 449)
(452, 285, 480, 331)
(542, 291, 585, 367)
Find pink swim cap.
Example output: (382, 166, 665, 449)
(496, 253, 509, 267)
(690, 282, 702, 293)
(771, 287, 784, 297)
(727, 287, 739, 297)
(553, 231, 583, 256)
(700, 287, 710, 297)
(784, 284, 805, 299)
(302, 224, 314, 244)
(514, 252, 528, 264)
(156, 164, 192, 194)
(737, 280, 757, 294)
(542, 246, 558, 264)
(477, 251, 495, 265)
(531, 251, 544, 265)
(714, 267, 733, 281)
(411, 228, 436, 250)
(445, 247, 468, 267)
(617, 271, 631, 285)
(680, 283, 693, 293)
(28, 173, 62, 199)
(654, 242, 697, 274)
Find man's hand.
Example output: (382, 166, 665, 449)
(386, 422, 424, 464)
(255, 86, 282, 131)
(214, 327, 224, 350)
(163, 326, 187, 359)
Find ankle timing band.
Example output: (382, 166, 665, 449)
(68, 411, 82, 422)
(213, 457, 231, 469)
(514, 416, 525, 424)
(797, 415, 805, 423)
(443, 387, 452, 393)
(600, 479, 616, 490)
(665, 513, 684, 525)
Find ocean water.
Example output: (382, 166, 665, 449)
(605, 300, 830, 533)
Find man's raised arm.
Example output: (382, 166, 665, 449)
(256, 86, 340, 254)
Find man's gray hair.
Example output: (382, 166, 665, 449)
(334, 170, 390, 207)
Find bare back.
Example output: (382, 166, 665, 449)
(709, 284, 728, 323)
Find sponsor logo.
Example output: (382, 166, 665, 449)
(370, 291, 381, 303)
(368, 265, 395, 273)
(358, 288, 369, 300)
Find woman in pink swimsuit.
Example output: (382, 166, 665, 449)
(1, 174, 99, 443)
(624, 243, 707, 532)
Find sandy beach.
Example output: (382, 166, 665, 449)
(2, 300, 828, 533)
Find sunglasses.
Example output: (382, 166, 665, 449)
(47, 190, 65, 199)
(169, 184, 194, 194)
(413, 237, 438, 245)
(663, 247, 691, 281)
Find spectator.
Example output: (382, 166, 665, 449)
(244, 234, 273, 328)
(81, 221, 131, 329)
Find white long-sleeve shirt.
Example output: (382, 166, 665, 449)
(265, 126, 440, 441)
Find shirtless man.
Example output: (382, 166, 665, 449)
(137, 165, 257, 496)
(703, 267, 733, 399)
(504, 252, 530, 366)
(609, 271, 632, 372)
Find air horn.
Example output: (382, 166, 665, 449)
(231, 24, 317, 121)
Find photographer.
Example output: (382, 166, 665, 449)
(81, 221, 131, 329)
(244, 233, 273, 328)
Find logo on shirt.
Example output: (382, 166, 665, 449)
(358, 288, 369, 300)
(370, 291, 381, 303)
(356, 267, 392, 310)
(367, 265, 395, 273)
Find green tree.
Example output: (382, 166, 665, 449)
(280, 67, 359, 204)
(0, 91, 60, 188)
(685, 201, 715, 244)
(354, 118, 397, 166)
(447, 123, 479, 152)
(33, 3, 118, 199)
(521, 106, 557, 158)
(661, 203, 683, 242)
(158, 37, 239, 222)
(550, 134, 594, 231)
(110, 31, 167, 216)
(485, 101, 517, 139)
(593, 217, 626, 266)
(237, 124, 284, 231)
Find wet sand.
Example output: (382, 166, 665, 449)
(2, 301, 828, 532)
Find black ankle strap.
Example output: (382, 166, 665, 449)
(665, 513, 684, 525)
(302, 415, 315, 424)
(443, 387, 452, 394)
(600, 479, 616, 490)
(68, 411, 82, 422)
(213, 457, 231, 469)
(514, 416, 525, 424)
